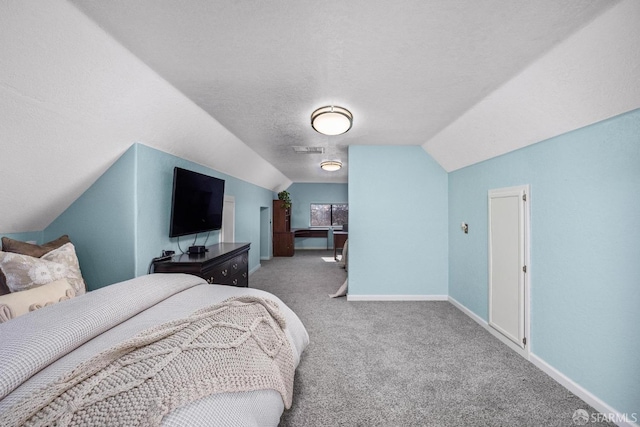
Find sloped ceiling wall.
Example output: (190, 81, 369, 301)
(424, 0, 640, 171)
(1, 1, 639, 234)
(0, 1, 291, 234)
(66, 0, 620, 184)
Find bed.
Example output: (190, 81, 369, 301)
(0, 273, 309, 426)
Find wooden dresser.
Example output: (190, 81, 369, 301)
(153, 242, 250, 287)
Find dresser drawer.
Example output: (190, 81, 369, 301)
(202, 252, 249, 287)
(227, 270, 248, 287)
(202, 269, 247, 287)
(226, 252, 248, 274)
(152, 243, 250, 288)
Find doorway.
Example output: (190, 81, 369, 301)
(488, 185, 530, 355)
(260, 206, 271, 260)
(221, 195, 235, 243)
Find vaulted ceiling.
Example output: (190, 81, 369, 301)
(2, 1, 639, 234)
(69, 0, 632, 180)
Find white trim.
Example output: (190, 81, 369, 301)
(294, 246, 330, 251)
(530, 354, 639, 427)
(449, 296, 529, 360)
(249, 264, 261, 275)
(524, 186, 532, 358)
(487, 184, 531, 355)
(347, 294, 448, 302)
(449, 297, 638, 427)
(448, 296, 488, 327)
(221, 195, 235, 243)
(260, 256, 271, 261)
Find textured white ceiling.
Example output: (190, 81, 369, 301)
(0, 1, 291, 233)
(425, 0, 640, 171)
(68, 0, 627, 181)
(3, 1, 639, 233)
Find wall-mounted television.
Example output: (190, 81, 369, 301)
(169, 167, 225, 237)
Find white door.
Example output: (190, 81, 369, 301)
(488, 186, 529, 349)
(221, 195, 235, 243)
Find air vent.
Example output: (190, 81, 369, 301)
(292, 146, 324, 154)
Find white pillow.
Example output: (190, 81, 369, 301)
(0, 279, 75, 323)
(0, 243, 86, 295)
(41, 242, 86, 295)
(0, 251, 68, 292)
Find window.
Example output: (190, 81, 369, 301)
(310, 203, 348, 227)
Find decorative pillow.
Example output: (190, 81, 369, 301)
(0, 234, 80, 295)
(0, 271, 9, 296)
(0, 279, 75, 323)
(1, 235, 71, 296)
(0, 251, 69, 293)
(1, 235, 71, 258)
(41, 243, 86, 295)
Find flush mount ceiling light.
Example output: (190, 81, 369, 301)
(311, 106, 353, 136)
(320, 160, 342, 172)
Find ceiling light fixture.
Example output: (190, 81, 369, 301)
(311, 106, 353, 136)
(320, 160, 342, 172)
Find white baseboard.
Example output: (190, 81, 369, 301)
(449, 296, 529, 359)
(448, 296, 488, 327)
(260, 256, 271, 261)
(529, 354, 639, 427)
(347, 294, 448, 301)
(449, 297, 638, 427)
(294, 247, 331, 251)
(249, 264, 261, 275)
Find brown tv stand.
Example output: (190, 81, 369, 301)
(153, 242, 250, 287)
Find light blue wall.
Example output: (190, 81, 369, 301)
(348, 146, 449, 296)
(44, 143, 273, 290)
(4, 110, 636, 417)
(134, 144, 273, 277)
(45, 146, 137, 290)
(287, 182, 348, 249)
(448, 108, 640, 417)
(0, 231, 43, 247)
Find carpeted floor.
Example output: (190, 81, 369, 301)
(251, 250, 612, 427)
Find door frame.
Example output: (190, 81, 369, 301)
(487, 185, 531, 359)
(221, 195, 235, 243)
(260, 205, 272, 261)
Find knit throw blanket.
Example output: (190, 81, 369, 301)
(2, 296, 295, 427)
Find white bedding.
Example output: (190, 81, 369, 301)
(0, 273, 309, 426)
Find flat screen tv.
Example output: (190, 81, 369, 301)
(169, 167, 225, 237)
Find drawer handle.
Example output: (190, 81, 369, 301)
(222, 269, 228, 276)
(232, 263, 238, 270)
(207, 277, 214, 284)
(232, 279, 238, 285)
(242, 273, 247, 278)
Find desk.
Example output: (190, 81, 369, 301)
(333, 231, 348, 260)
(293, 228, 329, 249)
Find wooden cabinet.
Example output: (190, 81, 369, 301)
(273, 199, 290, 232)
(273, 200, 294, 256)
(153, 243, 250, 287)
(273, 232, 294, 257)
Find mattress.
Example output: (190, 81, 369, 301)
(0, 273, 309, 426)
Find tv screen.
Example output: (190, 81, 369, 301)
(169, 167, 225, 237)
